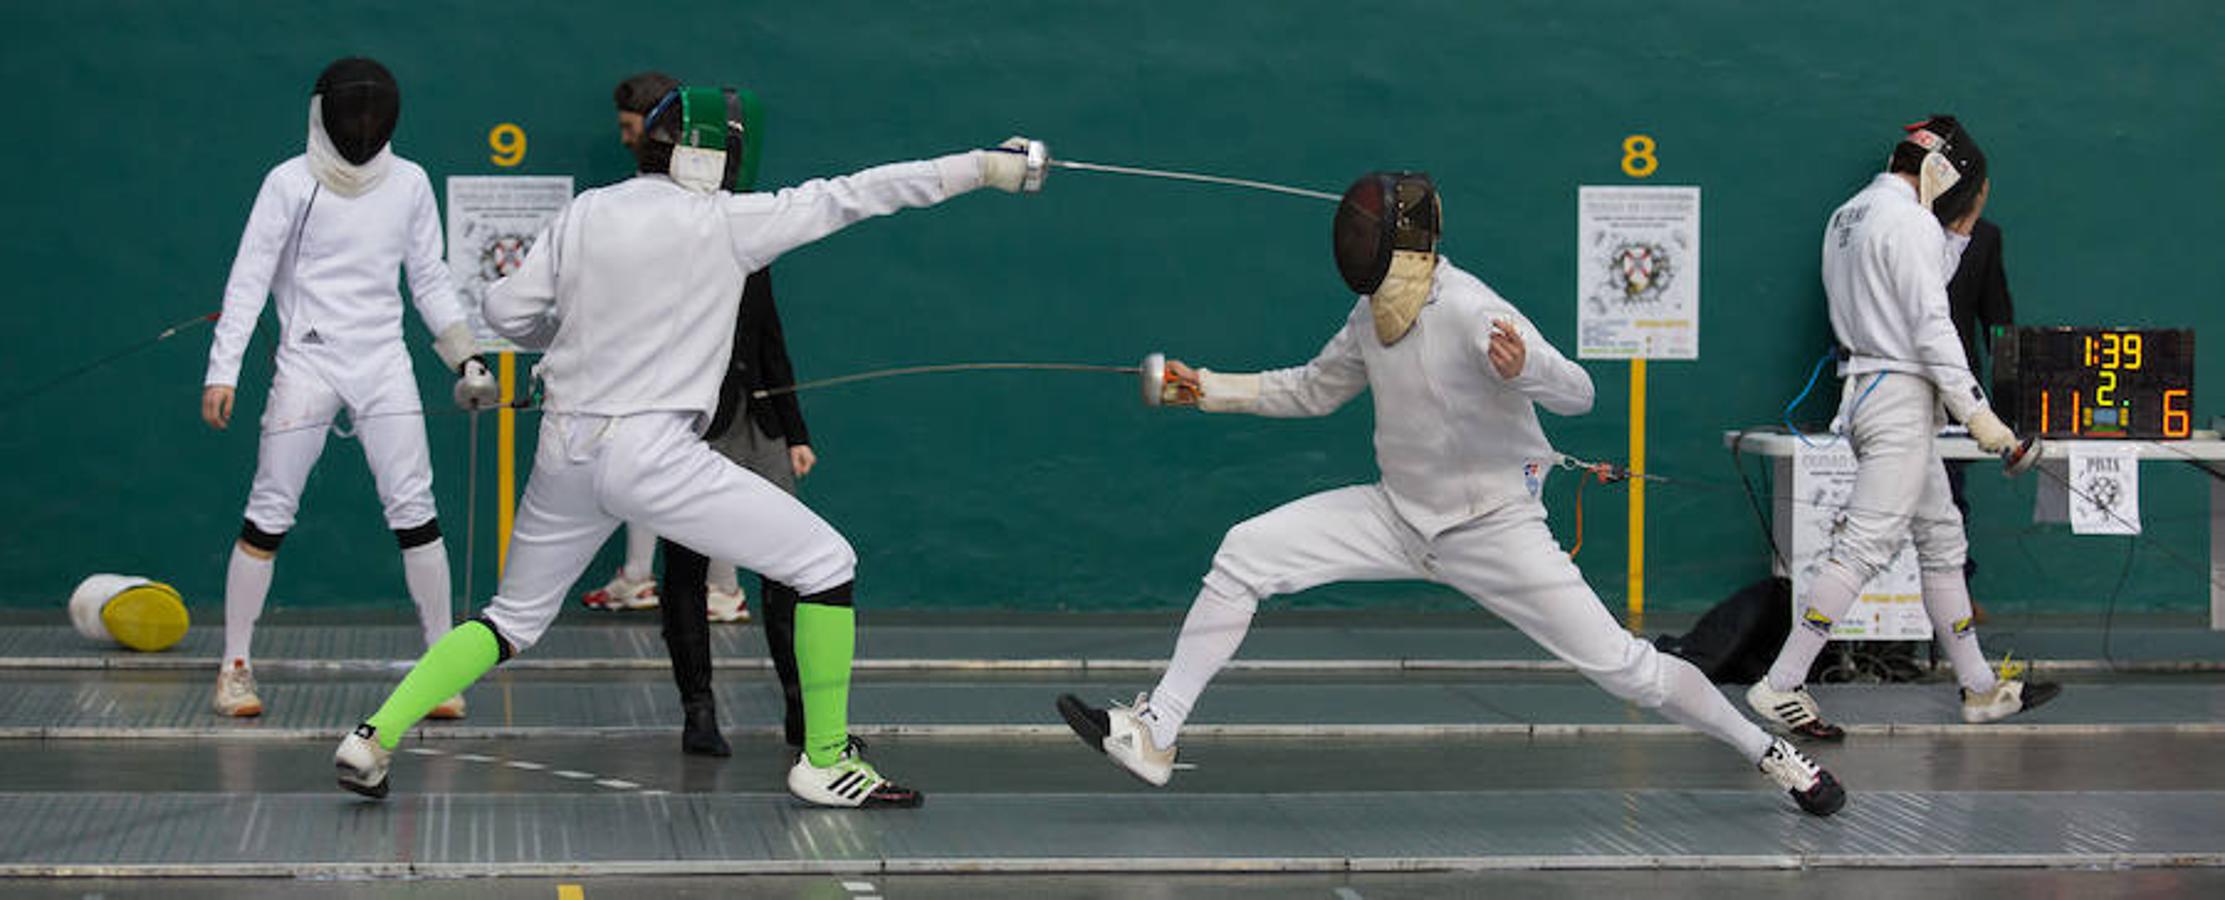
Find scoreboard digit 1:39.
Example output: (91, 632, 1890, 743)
(1992, 326, 2195, 439)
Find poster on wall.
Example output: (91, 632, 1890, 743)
(2068, 444, 2142, 535)
(1576, 185, 1701, 360)
(1790, 442, 1931, 641)
(446, 176, 574, 353)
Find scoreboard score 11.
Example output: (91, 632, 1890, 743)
(1992, 327, 2195, 439)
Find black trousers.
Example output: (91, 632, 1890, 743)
(658, 537, 808, 746)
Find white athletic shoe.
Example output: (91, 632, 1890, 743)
(707, 585, 752, 623)
(1056, 692, 1177, 787)
(1744, 681, 1845, 741)
(1757, 737, 1846, 817)
(426, 694, 467, 720)
(212, 659, 263, 717)
(1962, 677, 2062, 724)
(334, 723, 392, 799)
(581, 569, 659, 611)
(786, 740, 923, 808)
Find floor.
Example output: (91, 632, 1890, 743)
(5, 612, 2222, 897)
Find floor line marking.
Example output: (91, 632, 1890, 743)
(508, 760, 546, 770)
(595, 779, 639, 790)
(1335, 888, 1365, 900)
(552, 770, 595, 780)
(455, 753, 495, 763)
(842, 881, 877, 892)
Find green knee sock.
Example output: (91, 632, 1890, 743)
(795, 603, 856, 767)
(364, 620, 502, 750)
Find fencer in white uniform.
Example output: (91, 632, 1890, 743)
(331, 83, 1047, 807)
(201, 58, 495, 718)
(1746, 117, 2058, 738)
(1056, 172, 1846, 817)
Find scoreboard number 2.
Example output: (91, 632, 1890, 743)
(489, 123, 527, 168)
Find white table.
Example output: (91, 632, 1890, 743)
(1721, 430, 2225, 629)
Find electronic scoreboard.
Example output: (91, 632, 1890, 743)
(1992, 327, 2195, 439)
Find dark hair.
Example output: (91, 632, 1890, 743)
(613, 71, 679, 115)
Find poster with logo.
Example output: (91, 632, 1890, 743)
(2068, 444, 2142, 535)
(446, 176, 574, 353)
(1790, 442, 1931, 641)
(1576, 185, 1700, 360)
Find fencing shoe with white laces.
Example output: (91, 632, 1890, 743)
(1757, 737, 1846, 817)
(1745, 680, 1846, 741)
(1057, 692, 1177, 787)
(334, 723, 392, 799)
(786, 737, 923, 808)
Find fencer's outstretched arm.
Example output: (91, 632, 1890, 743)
(1486, 315, 1593, 416)
(1195, 318, 1368, 417)
(720, 149, 1015, 274)
(204, 169, 296, 388)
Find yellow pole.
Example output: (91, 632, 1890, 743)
(497, 352, 517, 574)
(1627, 358, 1647, 631)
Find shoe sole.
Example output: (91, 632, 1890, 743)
(1056, 694, 1109, 753)
(1970, 682, 2064, 724)
(217, 703, 263, 718)
(336, 770, 390, 800)
(425, 708, 466, 721)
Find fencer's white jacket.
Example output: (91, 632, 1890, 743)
(484, 157, 983, 423)
(1822, 173, 1990, 422)
(1201, 257, 1593, 538)
(205, 156, 465, 396)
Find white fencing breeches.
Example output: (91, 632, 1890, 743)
(1203, 484, 1671, 707)
(1832, 372, 1968, 581)
(481, 412, 855, 652)
(244, 355, 435, 533)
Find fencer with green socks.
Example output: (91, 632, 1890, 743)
(334, 84, 1048, 807)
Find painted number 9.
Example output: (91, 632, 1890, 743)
(489, 123, 527, 168)
(1622, 134, 1657, 178)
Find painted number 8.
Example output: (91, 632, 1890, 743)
(1622, 134, 1657, 178)
(489, 123, 527, 168)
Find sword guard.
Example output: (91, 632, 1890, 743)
(2002, 434, 2045, 477)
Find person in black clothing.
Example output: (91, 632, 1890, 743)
(659, 269, 820, 758)
(1942, 179, 2012, 599)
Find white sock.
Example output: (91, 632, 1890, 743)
(622, 525, 656, 582)
(708, 559, 742, 594)
(223, 545, 275, 665)
(1765, 562, 1865, 692)
(1145, 583, 1257, 749)
(1922, 569, 1998, 695)
(1657, 654, 1774, 763)
(402, 538, 454, 649)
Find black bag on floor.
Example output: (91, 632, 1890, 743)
(1654, 576, 1793, 685)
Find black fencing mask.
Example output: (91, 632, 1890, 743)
(314, 57, 400, 165)
(1334, 172, 1442, 344)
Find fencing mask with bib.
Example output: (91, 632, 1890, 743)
(641, 85, 767, 193)
(1897, 116, 1986, 227)
(1334, 172, 1442, 345)
(307, 57, 400, 196)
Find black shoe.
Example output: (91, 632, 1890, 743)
(1758, 737, 1846, 818)
(682, 704, 731, 757)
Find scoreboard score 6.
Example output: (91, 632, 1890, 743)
(1992, 327, 2195, 439)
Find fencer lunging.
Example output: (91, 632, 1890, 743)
(1746, 117, 2058, 740)
(200, 57, 495, 719)
(334, 82, 1047, 808)
(1057, 172, 1846, 817)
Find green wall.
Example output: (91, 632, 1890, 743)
(3, 2, 2219, 617)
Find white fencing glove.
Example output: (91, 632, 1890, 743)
(980, 137, 1048, 193)
(1965, 407, 2017, 455)
(454, 357, 500, 411)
